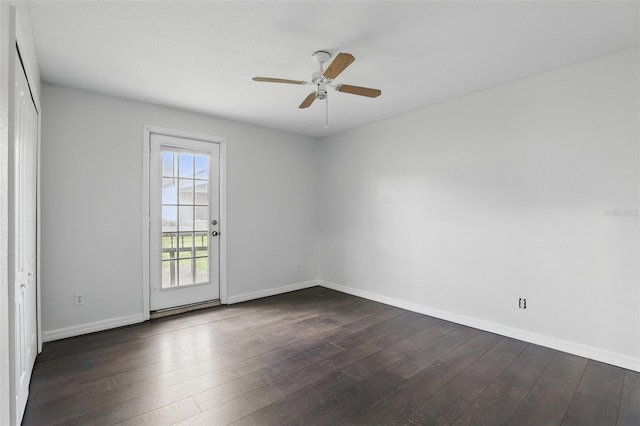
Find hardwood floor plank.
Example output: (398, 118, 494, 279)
(317, 342, 381, 372)
(330, 311, 426, 351)
(295, 369, 406, 425)
(365, 315, 443, 349)
(574, 360, 626, 406)
(446, 325, 481, 339)
(24, 363, 206, 425)
(493, 344, 557, 390)
(341, 313, 387, 332)
(114, 397, 201, 426)
(25, 362, 207, 414)
(190, 370, 271, 413)
(177, 395, 256, 426)
(561, 392, 619, 426)
(357, 361, 462, 425)
(28, 348, 195, 407)
(243, 363, 332, 410)
(436, 331, 503, 370)
(257, 342, 344, 382)
(235, 372, 358, 426)
(277, 372, 358, 424)
(387, 333, 468, 379)
(618, 370, 640, 426)
(401, 337, 527, 425)
(37, 327, 155, 363)
(452, 343, 555, 426)
(191, 331, 349, 413)
(559, 358, 626, 426)
(343, 329, 443, 381)
(374, 306, 407, 320)
(554, 351, 589, 366)
(452, 377, 530, 426)
(505, 354, 587, 426)
(204, 326, 352, 377)
(58, 366, 259, 426)
(31, 337, 185, 384)
(427, 318, 462, 335)
(194, 333, 350, 411)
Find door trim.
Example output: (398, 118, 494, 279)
(0, 4, 16, 425)
(142, 125, 227, 320)
(16, 43, 42, 356)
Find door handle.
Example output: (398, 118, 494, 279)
(211, 231, 219, 237)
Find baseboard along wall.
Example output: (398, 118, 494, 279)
(42, 313, 145, 342)
(317, 280, 640, 373)
(41, 279, 640, 372)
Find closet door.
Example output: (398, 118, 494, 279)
(13, 52, 38, 424)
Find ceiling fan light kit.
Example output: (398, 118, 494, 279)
(252, 50, 381, 127)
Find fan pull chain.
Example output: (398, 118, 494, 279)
(325, 95, 329, 128)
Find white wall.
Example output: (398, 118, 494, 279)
(41, 84, 318, 334)
(318, 48, 640, 369)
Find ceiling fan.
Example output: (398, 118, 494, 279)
(252, 51, 381, 126)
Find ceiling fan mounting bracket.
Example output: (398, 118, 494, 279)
(312, 50, 332, 65)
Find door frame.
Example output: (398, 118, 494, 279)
(142, 125, 227, 320)
(0, 5, 16, 425)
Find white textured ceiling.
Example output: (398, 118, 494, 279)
(27, 1, 639, 138)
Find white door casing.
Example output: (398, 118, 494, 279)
(146, 130, 226, 312)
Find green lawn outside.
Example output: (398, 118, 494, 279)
(162, 233, 209, 271)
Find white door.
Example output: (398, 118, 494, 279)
(14, 53, 38, 423)
(149, 133, 220, 311)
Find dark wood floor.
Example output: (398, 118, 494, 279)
(23, 287, 639, 425)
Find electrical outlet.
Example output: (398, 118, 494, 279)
(295, 263, 302, 271)
(74, 293, 85, 306)
(518, 298, 527, 309)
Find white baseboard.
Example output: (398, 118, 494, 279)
(41, 281, 319, 342)
(318, 280, 640, 372)
(226, 280, 320, 305)
(42, 313, 145, 342)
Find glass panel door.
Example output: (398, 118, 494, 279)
(150, 134, 220, 311)
(160, 151, 210, 288)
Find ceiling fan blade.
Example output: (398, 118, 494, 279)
(253, 77, 305, 85)
(336, 84, 381, 98)
(299, 92, 316, 109)
(323, 53, 355, 79)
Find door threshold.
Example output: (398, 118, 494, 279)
(150, 299, 222, 319)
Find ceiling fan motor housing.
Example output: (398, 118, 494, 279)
(311, 70, 326, 83)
